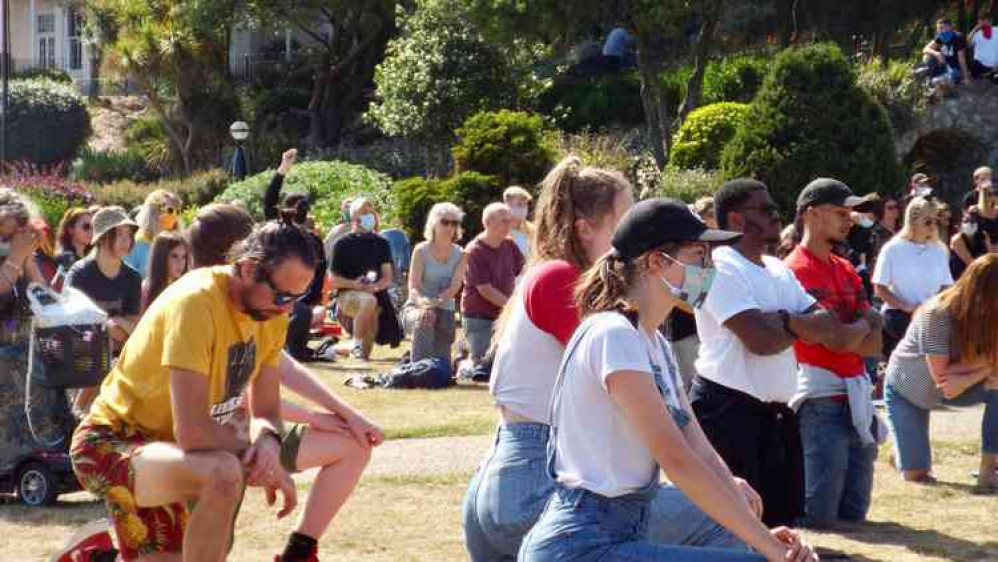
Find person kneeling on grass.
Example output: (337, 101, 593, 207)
(69, 221, 314, 562)
(884, 253, 998, 490)
(519, 199, 818, 562)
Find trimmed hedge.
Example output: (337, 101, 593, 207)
(721, 44, 902, 214)
(214, 161, 396, 230)
(9, 78, 90, 165)
(452, 110, 556, 187)
(669, 102, 750, 171)
(395, 171, 503, 244)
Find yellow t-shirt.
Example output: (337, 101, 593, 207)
(88, 266, 288, 441)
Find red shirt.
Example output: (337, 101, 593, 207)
(523, 260, 581, 345)
(784, 246, 869, 378)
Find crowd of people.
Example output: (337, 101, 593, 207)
(0, 146, 996, 561)
(918, 16, 998, 92)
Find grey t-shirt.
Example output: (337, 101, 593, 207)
(885, 301, 952, 410)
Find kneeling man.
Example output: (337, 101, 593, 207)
(71, 221, 316, 562)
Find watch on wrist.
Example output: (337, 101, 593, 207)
(778, 309, 797, 339)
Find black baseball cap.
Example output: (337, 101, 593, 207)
(611, 198, 741, 261)
(796, 178, 871, 212)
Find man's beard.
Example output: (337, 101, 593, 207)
(240, 292, 274, 322)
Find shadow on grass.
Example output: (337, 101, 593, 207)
(827, 520, 998, 561)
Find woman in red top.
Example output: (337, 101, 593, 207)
(462, 155, 636, 561)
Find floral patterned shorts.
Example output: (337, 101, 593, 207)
(70, 418, 187, 560)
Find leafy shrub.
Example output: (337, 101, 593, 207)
(856, 58, 926, 132)
(721, 43, 902, 214)
(251, 86, 312, 120)
(4, 164, 96, 228)
(655, 168, 725, 203)
(91, 169, 231, 210)
(701, 54, 768, 105)
(367, 0, 515, 143)
(539, 72, 645, 132)
(310, 137, 452, 179)
(553, 130, 639, 175)
(452, 110, 556, 186)
(70, 147, 158, 184)
(126, 116, 174, 176)
(8, 78, 90, 165)
(13, 67, 73, 84)
(394, 176, 448, 242)
(669, 102, 750, 171)
(214, 161, 396, 229)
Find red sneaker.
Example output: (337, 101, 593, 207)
(50, 520, 116, 562)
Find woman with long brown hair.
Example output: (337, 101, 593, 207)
(463, 155, 634, 561)
(55, 206, 94, 271)
(885, 253, 998, 488)
(519, 198, 816, 561)
(142, 231, 190, 311)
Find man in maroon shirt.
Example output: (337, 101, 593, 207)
(784, 178, 884, 528)
(461, 203, 524, 378)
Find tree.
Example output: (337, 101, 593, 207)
(86, 0, 238, 175)
(366, 0, 516, 161)
(468, 0, 727, 168)
(245, 0, 396, 146)
(721, 43, 902, 214)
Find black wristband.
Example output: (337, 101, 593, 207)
(778, 309, 797, 339)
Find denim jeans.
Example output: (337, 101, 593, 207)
(463, 424, 750, 562)
(797, 398, 877, 528)
(464, 316, 495, 363)
(885, 382, 998, 471)
(518, 486, 764, 562)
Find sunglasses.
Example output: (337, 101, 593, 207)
(262, 271, 307, 306)
(79, 222, 92, 232)
(440, 219, 460, 227)
(163, 206, 177, 216)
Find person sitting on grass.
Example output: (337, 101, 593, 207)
(69, 221, 313, 562)
(329, 197, 399, 360)
(403, 202, 468, 364)
(884, 253, 998, 490)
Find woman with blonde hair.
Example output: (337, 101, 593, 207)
(872, 196, 953, 357)
(124, 189, 183, 278)
(885, 253, 998, 488)
(402, 202, 468, 363)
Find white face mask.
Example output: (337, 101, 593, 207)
(857, 215, 875, 229)
(962, 221, 978, 236)
(509, 205, 529, 221)
(913, 186, 933, 198)
(358, 214, 377, 232)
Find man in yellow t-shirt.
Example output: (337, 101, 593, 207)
(69, 221, 317, 562)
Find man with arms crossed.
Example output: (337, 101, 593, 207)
(70, 221, 316, 562)
(693, 179, 867, 527)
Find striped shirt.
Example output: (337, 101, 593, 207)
(885, 300, 951, 410)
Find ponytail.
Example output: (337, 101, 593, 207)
(575, 251, 639, 317)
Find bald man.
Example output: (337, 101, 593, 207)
(461, 203, 525, 376)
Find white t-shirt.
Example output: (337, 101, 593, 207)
(552, 312, 686, 498)
(871, 237, 952, 312)
(694, 246, 816, 404)
(972, 30, 998, 67)
(511, 228, 531, 261)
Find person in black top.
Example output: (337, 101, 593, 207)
(922, 18, 972, 85)
(263, 148, 329, 362)
(54, 207, 95, 273)
(951, 179, 998, 279)
(329, 198, 402, 360)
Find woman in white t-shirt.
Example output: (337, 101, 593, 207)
(873, 196, 953, 356)
(519, 199, 818, 562)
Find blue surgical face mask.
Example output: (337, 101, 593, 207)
(940, 30, 956, 42)
(659, 252, 716, 309)
(358, 213, 377, 232)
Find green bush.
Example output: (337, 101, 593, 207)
(70, 147, 158, 184)
(6, 170, 95, 229)
(394, 176, 449, 242)
(214, 161, 396, 230)
(856, 58, 926, 133)
(251, 86, 311, 120)
(701, 54, 768, 105)
(8, 78, 90, 165)
(655, 167, 725, 203)
(91, 169, 231, 210)
(126, 116, 174, 175)
(721, 43, 902, 214)
(539, 72, 645, 132)
(368, 0, 515, 144)
(669, 102, 750, 171)
(452, 110, 556, 186)
(443, 171, 504, 242)
(13, 67, 73, 84)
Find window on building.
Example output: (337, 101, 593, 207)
(37, 13, 56, 69)
(68, 9, 83, 70)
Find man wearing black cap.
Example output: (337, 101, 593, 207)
(785, 178, 886, 528)
(692, 179, 852, 527)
